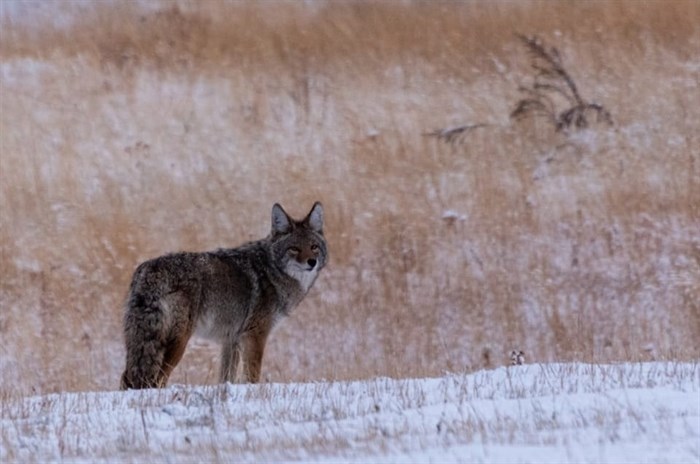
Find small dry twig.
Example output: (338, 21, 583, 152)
(424, 123, 489, 145)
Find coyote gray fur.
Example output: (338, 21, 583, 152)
(120, 202, 327, 390)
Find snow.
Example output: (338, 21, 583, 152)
(2, 362, 698, 463)
(441, 210, 467, 222)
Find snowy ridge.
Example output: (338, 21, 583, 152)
(2, 362, 698, 463)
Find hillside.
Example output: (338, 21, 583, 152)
(2, 362, 698, 463)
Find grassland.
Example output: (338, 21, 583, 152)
(1, 0, 699, 394)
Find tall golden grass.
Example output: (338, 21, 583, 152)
(1, 0, 698, 393)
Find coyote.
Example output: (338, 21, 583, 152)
(120, 202, 327, 389)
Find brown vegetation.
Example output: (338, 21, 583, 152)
(1, 0, 698, 394)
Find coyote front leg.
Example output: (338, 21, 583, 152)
(242, 328, 271, 383)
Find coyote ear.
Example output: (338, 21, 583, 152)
(271, 203, 292, 234)
(305, 201, 324, 233)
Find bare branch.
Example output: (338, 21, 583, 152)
(511, 34, 613, 132)
(424, 123, 489, 144)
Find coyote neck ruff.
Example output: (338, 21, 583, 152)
(120, 202, 328, 390)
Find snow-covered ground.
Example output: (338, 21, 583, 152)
(2, 362, 698, 463)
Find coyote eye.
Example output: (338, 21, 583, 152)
(311, 244, 319, 253)
(287, 247, 301, 256)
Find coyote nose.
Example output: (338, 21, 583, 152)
(307, 258, 317, 269)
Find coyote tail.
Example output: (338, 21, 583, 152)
(120, 292, 168, 389)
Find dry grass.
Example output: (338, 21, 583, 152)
(1, 0, 699, 394)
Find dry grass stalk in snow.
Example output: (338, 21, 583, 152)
(511, 34, 613, 132)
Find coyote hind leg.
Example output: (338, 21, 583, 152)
(159, 327, 194, 387)
(121, 290, 196, 390)
(121, 333, 192, 389)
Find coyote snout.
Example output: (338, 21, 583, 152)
(120, 202, 328, 390)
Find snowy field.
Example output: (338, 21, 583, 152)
(2, 362, 698, 463)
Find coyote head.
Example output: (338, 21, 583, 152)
(270, 202, 328, 292)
